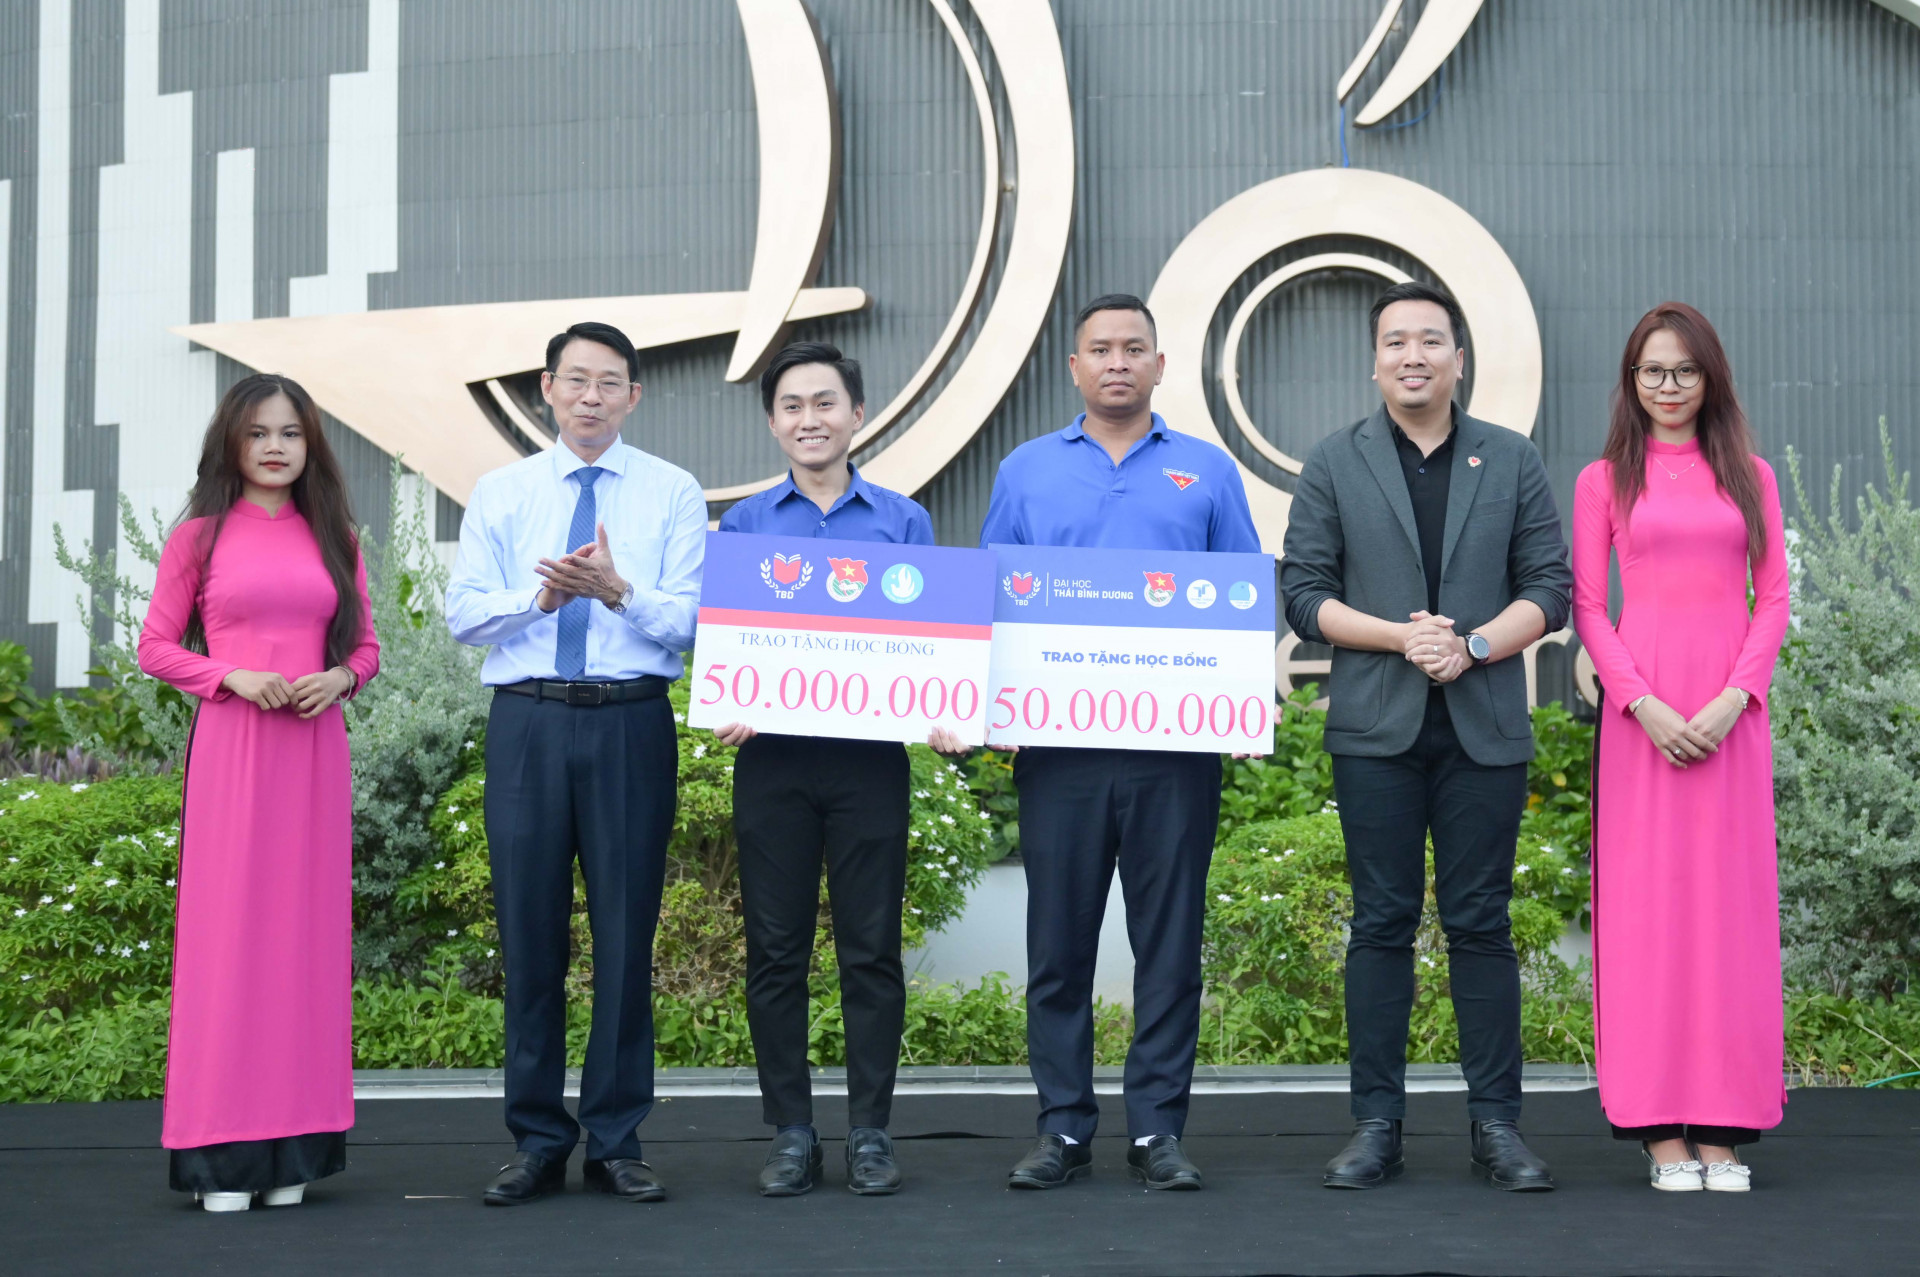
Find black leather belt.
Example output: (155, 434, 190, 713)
(495, 676, 669, 707)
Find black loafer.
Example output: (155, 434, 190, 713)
(483, 1151, 567, 1206)
(846, 1127, 902, 1195)
(758, 1129, 823, 1197)
(1126, 1135, 1204, 1191)
(583, 1157, 666, 1202)
(1470, 1119, 1556, 1191)
(1324, 1118, 1404, 1189)
(1007, 1134, 1091, 1190)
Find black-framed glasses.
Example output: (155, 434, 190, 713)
(548, 373, 633, 398)
(1633, 362, 1702, 390)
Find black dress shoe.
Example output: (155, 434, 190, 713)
(1126, 1135, 1204, 1191)
(583, 1157, 666, 1202)
(845, 1127, 902, 1195)
(483, 1151, 567, 1206)
(1470, 1119, 1556, 1191)
(1323, 1118, 1404, 1189)
(758, 1129, 823, 1197)
(1007, 1134, 1092, 1190)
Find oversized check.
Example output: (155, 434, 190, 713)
(986, 545, 1277, 754)
(687, 531, 996, 744)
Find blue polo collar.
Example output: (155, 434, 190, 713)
(1062, 411, 1171, 443)
(769, 462, 876, 515)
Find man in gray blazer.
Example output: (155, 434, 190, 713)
(1280, 282, 1571, 1192)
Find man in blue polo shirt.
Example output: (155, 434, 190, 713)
(714, 342, 932, 1198)
(981, 295, 1260, 1193)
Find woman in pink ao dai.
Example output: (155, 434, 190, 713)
(138, 374, 379, 1212)
(1572, 303, 1789, 1194)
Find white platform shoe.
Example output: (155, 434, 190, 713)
(200, 1191, 253, 1212)
(1702, 1158, 1752, 1192)
(1642, 1146, 1705, 1191)
(261, 1183, 306, 1207)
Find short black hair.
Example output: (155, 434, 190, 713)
(1367, 281, 1467, 349)
(759, 341, 865, 416)
(545, 321, 640, 381)
(1073, 293, 1157, 346)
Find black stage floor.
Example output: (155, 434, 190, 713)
(3, 1089, 1915, 1277)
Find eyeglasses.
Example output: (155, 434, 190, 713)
(1633, 363, 1703, 390)
(549, 373, 633, 398)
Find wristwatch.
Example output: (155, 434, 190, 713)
(608, 582, 634, 614)
(1465, 632, 1492, 666)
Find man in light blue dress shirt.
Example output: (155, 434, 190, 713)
(445, 321, 705, 1206)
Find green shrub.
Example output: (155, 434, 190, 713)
(1775, 421, 1920, 1000)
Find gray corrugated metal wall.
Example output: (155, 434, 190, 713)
(2, 0, 1916, 692)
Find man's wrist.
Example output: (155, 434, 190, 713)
(604, 578, 633, 612)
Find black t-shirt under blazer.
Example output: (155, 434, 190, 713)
(1278, 403, 1572, 767)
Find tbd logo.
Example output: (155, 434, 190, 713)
(826, 557, 868, 603)
(759, 552, 813, 599)
(1143, 571, 1176, 607)
(1002, 570, 1039, 606)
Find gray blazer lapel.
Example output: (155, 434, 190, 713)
(1357, 408, 1423, 568)
(1439, 415, 1489, 578)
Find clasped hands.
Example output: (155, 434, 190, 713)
(1402, 610, 1469, 684)
(536, 522, 628, 613)
(1631, 691, 1745, 769)
(221, 666, 354, 717)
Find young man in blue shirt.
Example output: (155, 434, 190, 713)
(715, 342, 934, 1197)
(980, 296, 1260, 1192)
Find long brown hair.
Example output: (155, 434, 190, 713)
(179, 374, 364, 667)
(1602, 302, 1768, 563)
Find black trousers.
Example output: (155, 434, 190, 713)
(1016, 747, 1222, 1143)
(484, 690, 676, 1161)
(1612, 1122, 1762, 1147)
(1332, 694, 1528, 1122)
(733, 734, 909, 1130)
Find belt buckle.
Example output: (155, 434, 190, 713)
(564, 682, 606, 707)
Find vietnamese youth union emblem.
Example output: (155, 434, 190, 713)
(1143, 571, 1177, 608)
(1163, 468, 1199, 491)
(880, 563, 925, 604)
(826, 557, 868, 603)
(1002, 570, 1038, 606)
(760, 552, 814, 599)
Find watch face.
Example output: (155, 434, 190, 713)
(1468, 634, 1491, 661)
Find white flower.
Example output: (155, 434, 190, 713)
(478, 779, 485, 786)
(1260, 894, 1271, 902)
(672, 713, 684, 723)
(18, 974, 29, 981)
(1217, 894, 1232, 903)
(7, 856, 16, 863)
(938, 870, 951, 879)
(1284, 849, 1296, 857)
(1257, 848, 1269, 856)
(915, 790, 930, 799)
(447, 929, 458, 937)
(61, 903, 73, 912)
(19, 791, 36, 799)
(38, 895, 52, 905)
(947, 855, 959, 865)
(977, 811, 990, 821)
(924, 862, 941, 870)
(933, 773, 946, 786)
(456, 821, 470, 834)
(724, 766, 733, 774)
(70, 783, 87, 793)
(1421, 955, 1435, 966)
(463, 740, 476, 750)
(434, 862, 446, 870)
(909, 907, 922, 915)
(1541, 846, 1557, 856)
(94, 944, 105, 954)
(12, 908, 23, 918)
(1560, 867, 1574, 876)
(1515, 864, 1530, 874)
(64, 884, 76, 893)
(447, 805, 459, 815)
(165, 878, 177, 887)
(486, 948, 496, 958)
(137, 940, 150, 951)
(91, 858, 102, 867)
(118, 947, 133, 958)
(691, 744, 707, 759)
(940, 814, 955, 826)
(104, 878, 118, 887)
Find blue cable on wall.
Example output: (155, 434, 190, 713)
(1338, 62, 1450, 165)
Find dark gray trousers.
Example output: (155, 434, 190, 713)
(484, 689, 676, 1161)
(1015, 747, 1222, 1143)
(1332, 693, 1528, 1122)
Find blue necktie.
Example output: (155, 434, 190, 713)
(553, 466, 603, 680)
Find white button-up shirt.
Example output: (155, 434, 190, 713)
(445, 441, 706, 684)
